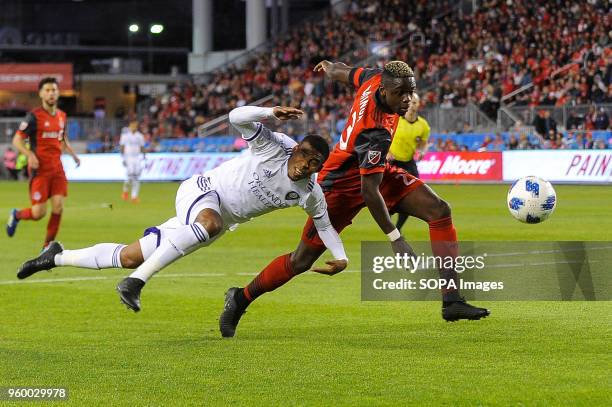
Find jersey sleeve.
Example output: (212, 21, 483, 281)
(16, 112, 37, 140)
(248, 125, 297, 158)
(421, 119, 431, 142)
(354, 128, 392, 175)
(303, 183, 328, 219)
(119, 133, 127, 146)
(348, 67, 383, 89)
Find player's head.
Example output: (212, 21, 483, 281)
(38, 77, 59, 107)
(380, 61, 416, 116)
(287, 134, 330, 181)
(128, 120, 139, 132)
(405, 92, 420, 120)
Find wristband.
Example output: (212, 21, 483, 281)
(387, 228, 401, 242)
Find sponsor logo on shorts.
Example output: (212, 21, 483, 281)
(32, 191, 42, 201)
(368, 150, 382, 165)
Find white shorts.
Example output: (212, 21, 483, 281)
(125, 158, 143, 177)
(138, 174, 226, 258)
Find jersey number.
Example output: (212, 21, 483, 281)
(340, 111, 357, 150)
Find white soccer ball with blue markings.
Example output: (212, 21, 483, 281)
(507, 176, 557, 224)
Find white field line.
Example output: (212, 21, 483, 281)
(0, 270, 362, 285)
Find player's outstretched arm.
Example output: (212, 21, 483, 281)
(228, 105, 303, 139)
(313, 60, 353, 85)
(310, 213, 348, 276)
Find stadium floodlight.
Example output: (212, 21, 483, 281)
(150, 24, 164, 34)
(128, 24, 140, 33)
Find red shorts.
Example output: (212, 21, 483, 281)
(29, 173, 68, 205)
(302, 165, 424, 249)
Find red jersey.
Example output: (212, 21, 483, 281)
(16, 107, 67, 176)
(318, 67, 399, 192)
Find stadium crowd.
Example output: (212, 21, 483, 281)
(134, 0, 610, 147)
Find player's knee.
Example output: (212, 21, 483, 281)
(196, 216, 223, 238)
(289, 252, 314, 274)
(31, 208, 46, 220)
(120, 251, 142, 269)
(431, 199, 451, 221)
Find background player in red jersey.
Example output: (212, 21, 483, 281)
(6, 77, 80, 248)
(219, 61, 490, 337)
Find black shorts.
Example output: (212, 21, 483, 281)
(389, 159, 419, 178)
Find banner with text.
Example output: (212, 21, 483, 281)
(0, 63, 73, 92)
(502, 150, 611, 183)
(61, 153, 240, 181)
(417, 151, 503, 181)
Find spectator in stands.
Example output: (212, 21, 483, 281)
(593, 107, 610, 130)
(3, 147, 18, 180)
(507, 134, 519, 150)
(533, 110, 557, 139)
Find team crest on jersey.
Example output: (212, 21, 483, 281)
(19, 121, 28, 131)
(32, 191, 42, 201)
(44, 121, 50, 127)
(367, 150, 382, 165)
(285, 191, 300, 200)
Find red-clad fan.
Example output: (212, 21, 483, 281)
(6, 77, 80, 249)
(220, 61, 490, 338)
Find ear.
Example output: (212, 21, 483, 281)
(291, 144, 299, 154)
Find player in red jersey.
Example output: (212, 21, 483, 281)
(219, 61, 489, 337)
(6, 77, 80, 248)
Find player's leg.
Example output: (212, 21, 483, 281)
(117, 177, 225, 311)
(16, 216, 186, 280)
(220, 239, 326, 338)
(391, 180, 489, 321)
(6, 176, 48, 237)
(122, 167, 131, 200)
(45, 194, 64, 248)
(220, 192, 360, 337)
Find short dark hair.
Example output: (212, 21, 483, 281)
(382, 60, 416, 90)
(301, 134, 330, 162)
(38, 77, 58, 91)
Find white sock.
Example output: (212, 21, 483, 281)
(129, 222, 209, 283)
(123, 179, 130, 193)
(54, 243, 126, 269)
(131, 179, 140, 199)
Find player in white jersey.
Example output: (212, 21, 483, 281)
(16, 105, 349, 314)
(120, 120, 146, 203)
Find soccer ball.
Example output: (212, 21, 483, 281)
(507, 176, 556, 224)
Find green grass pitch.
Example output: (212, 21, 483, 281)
(1, 181, 610, 406)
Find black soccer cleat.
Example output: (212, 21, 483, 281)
(219, 287, 247, 338)
(6, 208, 19, 237)
(442, 299, 490, 322)
(17, 241, 63, 279)
(116, 277, 145, 312)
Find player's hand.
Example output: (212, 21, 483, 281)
(314, 60, 333, 75)
(311, 259, 348, 276)
(272, 106, 303, 121)
(390, 236, 417, 259)
(28, 152, 39, 169)
(73, 156, 81, 168)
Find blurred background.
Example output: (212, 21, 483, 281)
(0, 0, 610, 181)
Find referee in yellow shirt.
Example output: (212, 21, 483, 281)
(387, 93, 431, 231)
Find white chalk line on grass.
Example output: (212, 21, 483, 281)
(0, 270, 362, 286)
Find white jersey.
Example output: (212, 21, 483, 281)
(120, 129, 145, 159)
(206, 123, 326, 225)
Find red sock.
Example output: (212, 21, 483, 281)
(16, 208, 33, 220)
(44, 212, 62, 246)
(244, 254, 295, 302)
(428, 216, 461, 301)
